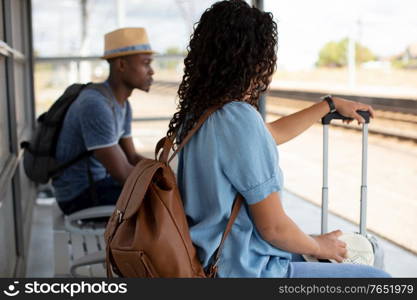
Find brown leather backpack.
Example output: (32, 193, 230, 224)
(104, 106, 243, 278)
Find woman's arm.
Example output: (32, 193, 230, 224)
(266, 97, 375, 145)
(249, 191, 347, 262)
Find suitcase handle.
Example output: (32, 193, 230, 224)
(321, 111, 370, 235)
(321, 111, 371, 125)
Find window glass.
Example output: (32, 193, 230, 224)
(0, 58, 10, 172)
(10, 0, 23, 52)
(0, 184, 17, 276)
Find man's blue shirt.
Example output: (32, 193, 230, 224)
(52, 82, 132, 203)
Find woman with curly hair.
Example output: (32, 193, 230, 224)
(168, 0, 389, 278)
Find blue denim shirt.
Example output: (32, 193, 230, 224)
(177, 101, 291, 277)
(52, 82, 132, 203)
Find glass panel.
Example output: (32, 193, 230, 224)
(10, 0, 23, 53)
(0, 184, 17, 277)
(0, 57, 10, 172)
(13, 61, 27, 137)
(18, 161, 35, 219)
(0, 0, 4, 40)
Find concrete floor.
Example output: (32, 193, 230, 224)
(26, 198, 54, 277)
(26, 190, 417, 278)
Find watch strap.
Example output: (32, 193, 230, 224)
(322, 95, 336, 113)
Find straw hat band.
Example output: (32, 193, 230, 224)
(101, 27, 155, 59)
(104, 43, 152, 57)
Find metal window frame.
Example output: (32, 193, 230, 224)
(0, 40, 12, 56)
(3, 0, 21, 277)
(0, 0, 36, 277)
(0, 40, 25, 61)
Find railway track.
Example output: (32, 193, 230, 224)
(152, 81, 417, 143)
(267, 96, 417, 143)
(267, 108, 417, 143)
(267, 88, 417, 115)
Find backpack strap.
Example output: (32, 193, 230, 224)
(87, 82, 118, 131)
(49, 82, 115, 178)
(48, 150, 93, 178)
(87, 83, 115, 108)
(83, 83, 119, 205)
(207, 194, 243, 277)
(156, 103, 244, 277)
(169, 105, 222, 163)
(156, 104, 224, 164)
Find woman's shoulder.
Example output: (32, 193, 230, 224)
(221, 100, 259, 114)
(207, 101, 269, 143)
(213, 101, 263, 125)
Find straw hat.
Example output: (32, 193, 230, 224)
(102, 27, 155, 60)
(302, 233, 375, 265)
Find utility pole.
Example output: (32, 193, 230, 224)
(252, 0, 266, 119)
(175, 0, 194, 39)
(116, 0, 125, 28)
(347, 30, 356, 90)
(347, 17, 362, 90)
(79, 0, 91, 83)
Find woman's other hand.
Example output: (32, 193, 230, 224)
(311, 230, 348, 262)
(332, 97, 375, 125)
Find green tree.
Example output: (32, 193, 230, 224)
(316, 38, 375, 68)
(159, 47, 186, 71)
(164, 46, 186, 55)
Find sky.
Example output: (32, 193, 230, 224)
(265, 0, 417, 69)
(32, 0, 417, 70)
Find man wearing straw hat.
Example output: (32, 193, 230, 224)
(53, 27, 155, 215)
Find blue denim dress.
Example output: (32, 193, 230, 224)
(177, 101, 291, 277)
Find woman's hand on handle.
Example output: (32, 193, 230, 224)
(311, 230, 348, 262)
(266, 96, 376, 145)
(332, 97, 375, 125)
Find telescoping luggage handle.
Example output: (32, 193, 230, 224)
(320, 111, 371, 236)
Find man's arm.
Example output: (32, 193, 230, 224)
(119, 137, 146, 165)
(93, 145, 134, 184)
(266, 97, 375, 145)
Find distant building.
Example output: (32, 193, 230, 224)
(403, 43, 417, 60)
(394, 43, 417, 69)
(361, 60, 391, 71)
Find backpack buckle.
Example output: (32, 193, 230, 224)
(116, 209, 124, 223)
(206, 264, 218, 278)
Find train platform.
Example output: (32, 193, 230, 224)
(25, 82, 417, 278)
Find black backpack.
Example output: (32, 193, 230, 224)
(21, 82, 111, 184)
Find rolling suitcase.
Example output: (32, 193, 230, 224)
(320, 111, 384, 269)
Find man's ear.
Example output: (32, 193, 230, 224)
(108, 58, 123, 73)
(110, 57, 126, 73)
(118, 57, 127, 72)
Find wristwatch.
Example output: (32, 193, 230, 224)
(321, 95, 336, 113)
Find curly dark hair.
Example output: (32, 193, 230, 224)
(167, 0, 278, 144)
